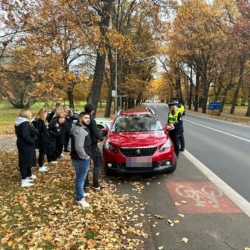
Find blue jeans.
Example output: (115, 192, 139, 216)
(72, 158, 90, 201)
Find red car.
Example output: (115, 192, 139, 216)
(102, 109, 177, 175)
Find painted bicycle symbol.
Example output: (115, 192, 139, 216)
(176, 185, 223, 208)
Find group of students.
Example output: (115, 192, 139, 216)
(15, 103, 104, 208)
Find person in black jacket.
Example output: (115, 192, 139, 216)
(84, 104, 104, 190)
(46, 115, 66, 163)
(15, 108, 39, 187)
(32, 108, 49, 172)
(47, 103, 62, 123)
(167, 103, 183, 159)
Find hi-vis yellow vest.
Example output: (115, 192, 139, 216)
(178, 105, 185, 115)
(168, 111, 179, 125)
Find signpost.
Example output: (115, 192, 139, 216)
(208, 102, 221, 116)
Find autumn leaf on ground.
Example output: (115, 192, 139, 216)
(156, 232, 160, 236)
(178, 214, 184, 217)
(158, 246, 164, 249)
(181, 200, 187, 204)
(175, 202, 181, 206)
(167, 220, 174, 227)
(154, 214, 164, 219)
(182, 237, 189, 243)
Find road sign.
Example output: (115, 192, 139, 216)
(209, 102, 221, 110)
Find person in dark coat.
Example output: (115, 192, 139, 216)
(32, 108, 49, 172)
(15, 108, 39, 187)
(46, 115, 66, 163)
(47, 103, 62, 123)
(63, 105, 74, 152)
(167, 103, 183, 159)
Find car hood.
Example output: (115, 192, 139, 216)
(107, 131, 168, 147)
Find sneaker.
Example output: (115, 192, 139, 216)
(76, 198, 90, 207)
(39, 166, 48, 172)
(180, 148, 185, 152)
(25, 178, 33, 183)
(21, 179, 34, 187)
(50, 161, 57, 164)
(64, 149, 70, 152)
(84, 193, 90, 198)
(84, 183, 91, 189)
(27, 174, 36, 179)
(92, 185, 103, 190)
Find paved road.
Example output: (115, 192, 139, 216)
(147, 103, 250, 203)
(112, 103, 250, 249)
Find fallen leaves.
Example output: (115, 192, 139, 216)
(154, 214, 164, 219)
(182, 237, 189, 243)
(0, 151, 147, 249)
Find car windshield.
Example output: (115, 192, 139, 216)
(111, 114, 163, 132)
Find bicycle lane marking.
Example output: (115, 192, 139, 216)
(166, 182, 242, 214)
(169, 150, 250, 217)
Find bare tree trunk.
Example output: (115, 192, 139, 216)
(230, 85, 240, 114)
(194, 72, 200, 111)
(67, 90, 74, 109)
(220, 91, 228, 112)
(245, 87, 250, 116)
(87, 0, 114, 116)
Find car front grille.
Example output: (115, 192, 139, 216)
(119, 147, 157, 157)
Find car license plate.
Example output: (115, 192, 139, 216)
(126, 156, 152, 167)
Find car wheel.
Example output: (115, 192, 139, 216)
(104, 169, 113, 176)
(167, 155, 177, 173)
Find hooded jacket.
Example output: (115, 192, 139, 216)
(70, 123, 92, 160)
(15, 117, 39, 145)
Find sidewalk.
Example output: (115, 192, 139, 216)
(185, 107, 250, 125)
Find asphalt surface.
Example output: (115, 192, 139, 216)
(111, 103, 250, 249)
(112, 154, 250, 249)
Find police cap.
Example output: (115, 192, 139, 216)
(168, 102, 181, 108)
(171, 97, 179, 102)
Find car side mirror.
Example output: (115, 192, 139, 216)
(102, 128, 108, 137)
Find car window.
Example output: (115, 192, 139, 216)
(111, 115, 163, 132)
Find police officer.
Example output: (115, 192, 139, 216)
(172, 97, 185, 151)
(167, 103, 183, 159)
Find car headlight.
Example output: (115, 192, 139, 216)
(159, 139, 171, 152)
(104, 140, 117, 153)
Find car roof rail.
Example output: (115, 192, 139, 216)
(117, 109, 123, 116)
(147, 108, 155, 115)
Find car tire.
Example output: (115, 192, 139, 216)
(104, 170, 113, 176)
(167, 155, 177, 173)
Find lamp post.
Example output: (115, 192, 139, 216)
(115, 49, 118, 116)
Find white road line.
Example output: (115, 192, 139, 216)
(185, 119, 250, 142)
(183, 150, 250, 218)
